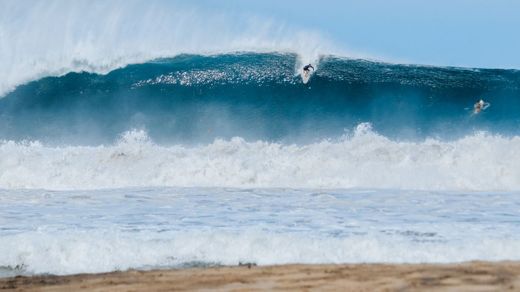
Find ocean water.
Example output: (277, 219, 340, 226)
(2, 3, 520, 278)
(1, 53, 519, 277)
(1, 188, 520, 276)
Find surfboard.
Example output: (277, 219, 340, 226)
(302, 69, 312, 84)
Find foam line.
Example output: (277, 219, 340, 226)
(1, 125, 519, 191)
(2, 230, 520, 275)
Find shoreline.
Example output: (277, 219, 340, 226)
(2, 261, 520, 291)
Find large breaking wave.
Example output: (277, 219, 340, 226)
(1, 53, 520, 191)
(1, 53, 520, 144)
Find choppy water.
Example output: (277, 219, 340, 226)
(1, 187, 520, 276)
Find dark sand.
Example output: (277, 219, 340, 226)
(2, 262, 520, 291)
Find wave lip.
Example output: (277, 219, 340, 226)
(1, 125, 519, 191)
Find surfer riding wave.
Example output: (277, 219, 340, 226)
(473, 99, 490, 114)
(303, 64, 314, 77)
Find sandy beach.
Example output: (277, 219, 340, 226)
(2, 261, 520, 291)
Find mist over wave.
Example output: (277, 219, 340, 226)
(0, 0, 338, 97)
(1, 125, 519, 191)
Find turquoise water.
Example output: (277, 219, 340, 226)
(1, 53, 519, 144)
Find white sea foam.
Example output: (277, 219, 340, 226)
(1, 124, 519, 191)
(0, 0, 347, 97)
(1, 186, 519, 276)
(2, 230, 520, 275)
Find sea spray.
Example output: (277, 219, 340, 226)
(1, 125, 519, 191)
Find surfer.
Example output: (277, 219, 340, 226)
(301, 63, 315, 84)
(303, 64, 314, 77)
(473, 99, 487, 114)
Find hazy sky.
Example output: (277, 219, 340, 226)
(196, 0, 520, 69)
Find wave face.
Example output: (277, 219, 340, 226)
(1, 53, 520, 145)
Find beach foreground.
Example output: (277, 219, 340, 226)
(2, 262, 520, 291)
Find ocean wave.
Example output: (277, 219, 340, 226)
(2, 229, 520, 276)
(0, 1, 339, 97)
(1, 53, 519, 144)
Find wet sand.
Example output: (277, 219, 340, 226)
(2, 261, 520, 291)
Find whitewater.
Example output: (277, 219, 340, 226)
(1, 0, 520, 278)
(1, 127, 519, 191)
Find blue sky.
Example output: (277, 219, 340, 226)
(196, 0, 520, 69)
